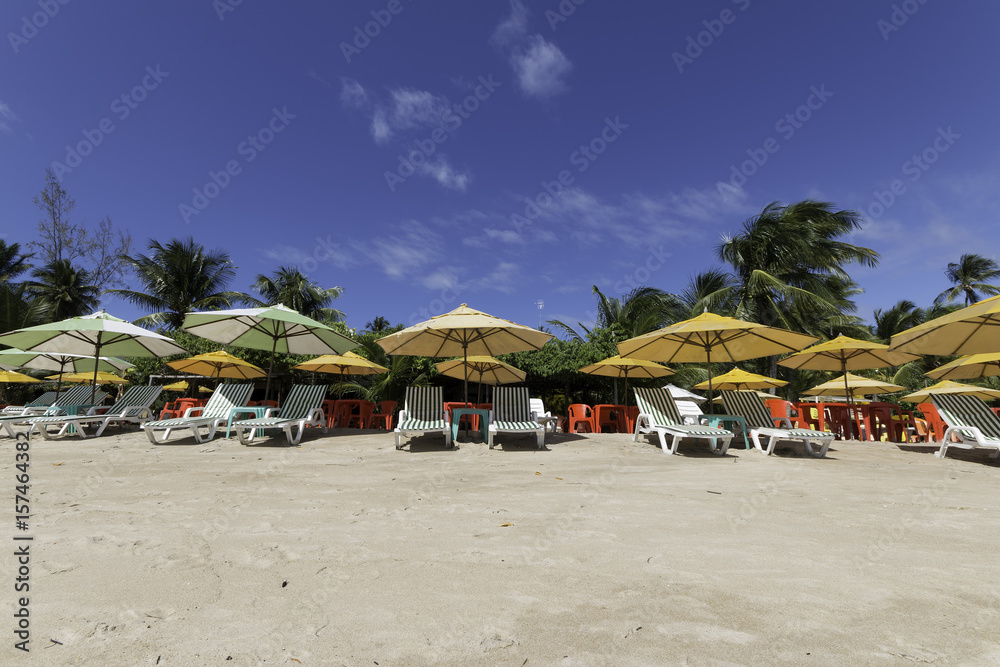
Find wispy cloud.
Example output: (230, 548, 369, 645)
(359, 219, 445, 280)
(416, 156, 471, 192)
(492, 0, 572, 101)
(0, 100, 19, 134)
(340, 79, 450, 144)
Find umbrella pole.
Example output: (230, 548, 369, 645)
(463, 343, 469, 407)
(706, 346, 714, 415)
(90, 332, 102, 404)
(265, 336, 279, 403)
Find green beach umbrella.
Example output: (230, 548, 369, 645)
(0, 311, 186, 402)
(181, 304, 358, 401)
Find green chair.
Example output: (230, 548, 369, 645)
(142, 383, 253, 444)
(633, 387, 733, 456)
(930, 393, 1000, 460)
(25, 385, 163, 439)
(721, 390, 834, 457)
(395, 386, 451, 450)
(231, 384, 328, 446)
(489, 386, 544, 449)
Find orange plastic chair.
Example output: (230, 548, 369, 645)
(158, 399, 182, 420)
(567, 404, 595, 433)
(624, 405, 640, 433)
(347, 400, 375, 429)
(917, 403, 946, 442)
(593, 404, 621, 433)
(765, 399, 802, 428)
(369, 401, 397, 430)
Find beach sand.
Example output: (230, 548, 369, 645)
(2, 425, 999, 666)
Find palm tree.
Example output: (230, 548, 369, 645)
(24, 259, 100, 321)
(106, 237, 252, 330)
(934, 253, 1000, 306)
(549, 286, 674, 342)
(716, 200, 880, 334)
(252, 266, 344, 322)
(365, 316, 392, 334)
(872, 300, 926, 343)
(0, 282, 48, 334)
(0, 240, 33, 283)
(669, 269, 736, 320)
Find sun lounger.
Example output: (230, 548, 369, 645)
(490, 387, 544, 449)
(930, 393, 1000, 460)
(720, 390, 833, 457)
(231, 384, 328, 445)
(395, 386, 451, 450)
(2, 391, 59, 415)
(633, 387, 732, 456)
(529, 397, 563, 433)
(1, 385, 107, 437)
(142, 383, 253, 444)
(25, 385, 163, 439)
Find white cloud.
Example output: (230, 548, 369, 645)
(339, 78, 368, 108)
(492, 0, 572, 100)
(359, 220, 444, 280)
(416, 156, 471, 192)
(0, 100, 18, 134)
(476, 262, 521, 294)
(510, 36, 573, 99)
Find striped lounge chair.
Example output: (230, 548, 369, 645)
(489, 386, 544, 449)
(142, 383, 253, 444)
(720, 390, 833, 457)
(395, 386, 451, 450)
(1, 385, 107, 437)
(2, 391, 59, 415)
(231, 384, 328, 446)
(633, 387, 733, 456)
(930, 393, 1000, 460)
(25, 385, 163, 439)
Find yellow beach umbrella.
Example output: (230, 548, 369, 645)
(925, 352, 1000, 381)
(161, 380, 212, 394)
(806, 372, 904, 397)
(294, 351, 388, 399)
(377, 304, 553, 404)
(47, 371, 130, 385)
(694, 367, 786, 392)
(889, 294, 1000, 356)
(435, 355, 525, 404)
(617, 312, 816, 406)
(0, 370, 42, 384)
(579, 355, 673, 406)
(902, 380, 1000, 404)
(711, 390, 774, 404)
(167, 350, 266, 380)
(779, 334, 919, 408)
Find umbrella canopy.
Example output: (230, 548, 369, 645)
(902, 380, 1000, 403)
(0, 310, 186, 401)
(181, 304, 357, 401)
(664, 383, 707, 403)
(806, 372, 905, 397)
(889, 294, 1000, 356)
(578, 355, 673, 406)
(435, 355, 525, 404)
(293, 351, 389, 399)
(47, 371, 129, 385)
(711, 389, 775, 404)
(925, 352, 1000, 381)
(617, 312, 817, 406)
(778, 334, 919, 407)
(162, 380, 213, 393)
(377, 304, 552, 404)
(0, 370, 42, 384)
(167, 350, 266, 380)
(0, 349, 135, 375)
(694, 367, 787, 391)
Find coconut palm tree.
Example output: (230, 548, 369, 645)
(669, 269, 737, 320)
(252, 266, 344, 322)
(24, 259, 100, 321)
(549, 286, 674, 342)
(934, 253, 1000, 307)
(716, 200, 879, 334)
(0, 240, 33, 283)
(0, 282, 48, 334)
(365, 316, 392, 334)
(106, 237, 252, 329)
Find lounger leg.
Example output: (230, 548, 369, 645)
(655, 431, 676, 455)
(395, 430, 405, 450)
(287, 424, 304, 446)
(766, 435, 779, 455)
(536, 431, 544, 449)
(237, 427, 254, 445)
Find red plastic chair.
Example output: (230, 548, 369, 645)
(347, 400, 375, 429)
(593, 404, 622, 433)
(567, 404, 595, 433)
(369, 401, 397, 430)
(624, 405, 640, 433)
(765, 399, 802, 428)
(917, 403, 946, 443)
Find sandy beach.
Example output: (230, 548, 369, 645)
(2, 425, 999, 666)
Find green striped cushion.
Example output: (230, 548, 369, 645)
(494, 386, 531, 422)
(201, 383, 254, 418)
(404, 386, 444, 423)
(142, 416, 215, 428)
(398, 418, 446, 430)
(931, 393, 1000, 441)
(273, 384, 328, 420)
(29, 385, 164, 426)
(720, 390, 775, 429)
(493, 420, 539, 431)
(634, 387, 685, 426)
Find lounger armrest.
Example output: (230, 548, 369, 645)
(308, 407, 324, 422)
(530, 410, 539, 421)
(397, 409, 408, 424)
(183, 407, 205, 418)
(263, 407, 281, 418)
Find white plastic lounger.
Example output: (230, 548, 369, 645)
(25, 385, 163, 439)
(394, 386, 451, 450)
(142, 383, 252, 444)
(721, 390, 833, 458)
(231, 384, 328, 446)
(930, 393, 1000, 460)
(633, 387, 732, 456)
(490, 386, 544, 449)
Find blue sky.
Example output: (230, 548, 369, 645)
(2, 0, 998, 335)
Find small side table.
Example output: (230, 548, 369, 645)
(451, 408, 489, 443)
(705, 415, 750, 450)
(225, 406, 271, 438)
